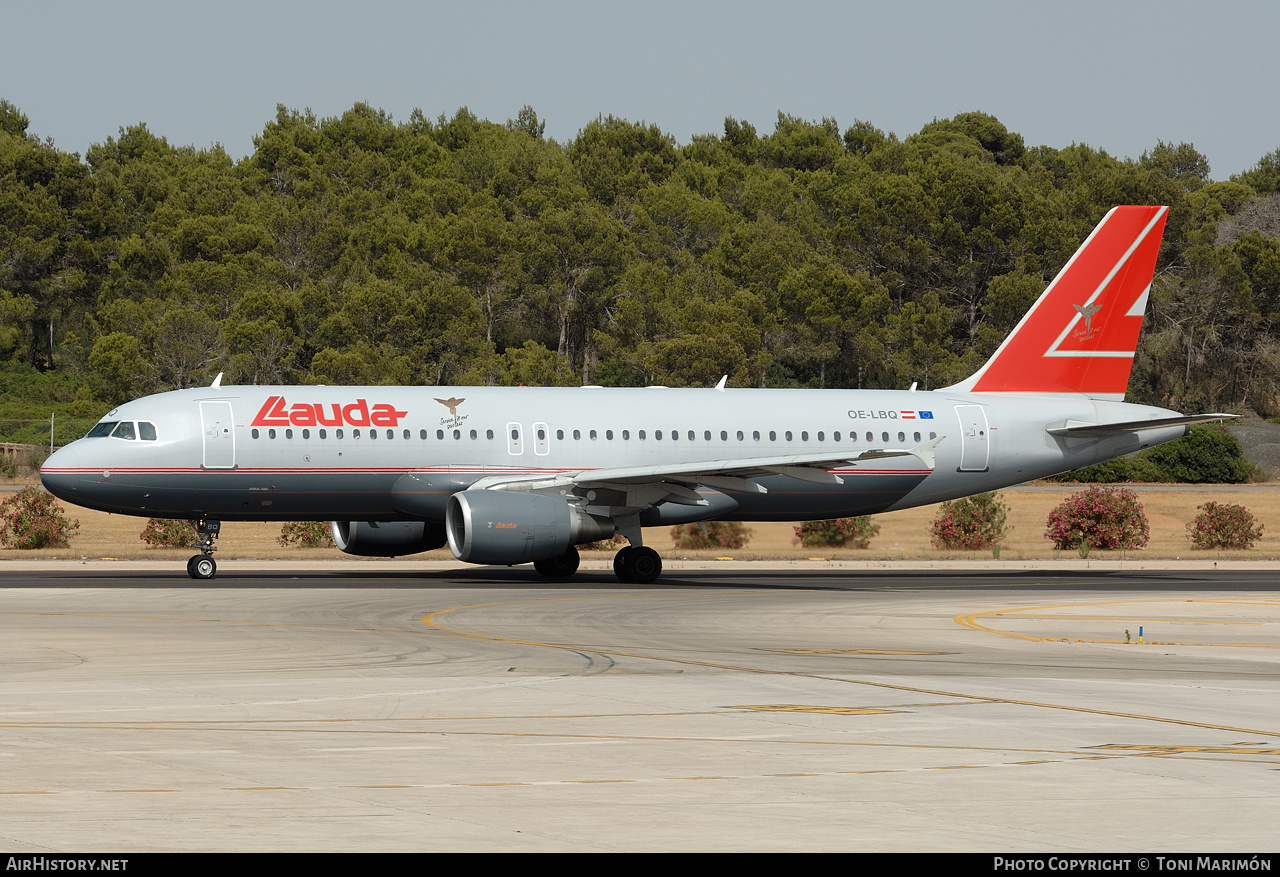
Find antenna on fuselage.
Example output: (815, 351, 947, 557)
(714, 375, 727, 391)
(211, 372, 223, 388)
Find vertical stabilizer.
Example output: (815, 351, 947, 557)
(945, 205, 1168, 399)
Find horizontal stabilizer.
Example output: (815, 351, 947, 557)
(1045, 413, 1237, 437)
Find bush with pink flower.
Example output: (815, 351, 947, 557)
(1187, 501, 1263, 550)
(930, 492, 1008, 550)
(1045, 486, 1149, 551)
(0, 486, 80, 549)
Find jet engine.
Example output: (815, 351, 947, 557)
(445, 491, 613, 565)
(331, 520, 448, 557)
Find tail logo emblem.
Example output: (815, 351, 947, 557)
(1072, 302, 1103, 340)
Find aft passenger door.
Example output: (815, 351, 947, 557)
(200, 401, 236, 469)
(955, 404, 989, 472)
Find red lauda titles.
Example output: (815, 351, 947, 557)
(251, 396, 409, 428)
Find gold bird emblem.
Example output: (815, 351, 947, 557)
(435, 397, 466, 418)
(1073, 302, 1102, 338)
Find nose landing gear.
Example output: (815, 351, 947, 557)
(186, 519, 221, 580)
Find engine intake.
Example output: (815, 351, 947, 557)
(331, 520, 447, 557)
(446, 491, 613, 564)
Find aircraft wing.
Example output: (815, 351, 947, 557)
(466, 436, 944, 498)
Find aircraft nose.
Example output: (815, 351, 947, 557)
(40, 445, 82, 500)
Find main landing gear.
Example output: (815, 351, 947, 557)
(612, 545, 662, 583)
(531, 541, 664, 583)
(186, 519, 221, 580)
(533, 544, 581, 579)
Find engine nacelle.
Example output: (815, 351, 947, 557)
(331, 520, 448, 557)
(446, 491, 613, 564)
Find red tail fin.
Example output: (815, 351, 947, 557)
(949, 205, 1168, 399)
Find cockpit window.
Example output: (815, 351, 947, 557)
(86, 421, 117, 438)
(138, 422, 157, 441)
(111, 421, 136, 441)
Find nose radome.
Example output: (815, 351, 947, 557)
(40, 445, 81, 499)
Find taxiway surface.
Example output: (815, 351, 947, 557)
(1, 566, 1277, 851)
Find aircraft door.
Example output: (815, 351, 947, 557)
(955, 404, 989, 472)
(200, 401, 236, 469)
(507, 422, 523, 456)
(533, 421, 549, 455)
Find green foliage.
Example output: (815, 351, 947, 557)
(1046, 456, 1167, 484)
(1045, 486, 1149, 551)
(1142, 426, 1256, 483)
(140, 518, 197, 548)
(1187, 501, 1263, 550)
(1050, 426, 1257, 484)
(793, 517, 880, 549)
(670, 521, 751, 550)
(4, 99, 1280, 417)
(930, 492, 1009, 550)
(277, 521, 336, 548)
(0, 486, 79, 549)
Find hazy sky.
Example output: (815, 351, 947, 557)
(4, 0, 1277, 178)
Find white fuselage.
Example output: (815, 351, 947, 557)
(40, 384, 1186, 524)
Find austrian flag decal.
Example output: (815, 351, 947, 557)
(252, 396, 409, 428)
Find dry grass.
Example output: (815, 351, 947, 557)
(5, 481, 1280, 563)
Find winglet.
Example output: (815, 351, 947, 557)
(945, 206, 1168, 400)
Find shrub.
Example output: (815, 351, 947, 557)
(140, 518, 197, 548)
(581, 535, 625, 551)
(1141, 425, 1256, 483)
(277, 521, 336, 548)
(670, 521, 751, 550)
(793, 516, 880, 548)
(1046, 425, 1257, 484)
(1045, 486, 1149, 550)
(1044, 455, 1166, 483)
(930, 492, 1008, 550)
(1187, 501, 1263, 549)
(0, 486, 79, 549)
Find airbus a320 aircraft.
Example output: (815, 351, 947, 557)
(41, 205, 1228, 582)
